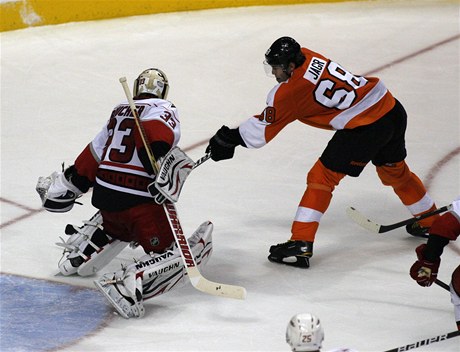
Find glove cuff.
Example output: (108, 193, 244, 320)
(424, 234, 449, 262)
(228, 127, 246, 147)
(216, 127, 245, 148)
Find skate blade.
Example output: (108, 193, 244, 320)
(267, 255, 310, 268)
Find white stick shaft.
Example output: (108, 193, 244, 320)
(119, 77, 158, 172)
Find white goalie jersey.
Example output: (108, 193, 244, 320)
(93, 98, 181, 200)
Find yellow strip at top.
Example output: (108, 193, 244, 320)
(1, 0, 357, 32)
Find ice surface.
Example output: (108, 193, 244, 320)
(1, 1, 459, 351)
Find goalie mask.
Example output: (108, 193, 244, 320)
(133, 68, 169, 99)
(286, 313, 324, 352)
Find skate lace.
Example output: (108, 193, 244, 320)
(99, 263, 129, 286)
(55, 219, 101, 252)
(99, 275, 124, 286)
(55, 236, 82, 252)
(57, 250, 68, 268)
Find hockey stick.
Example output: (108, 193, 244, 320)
(435, 278, 451, 292)
(382, 330, 460, 352)
(193, 153, 211, 169)
(346, 204, 452, 234)
(119, 77, 246, 300)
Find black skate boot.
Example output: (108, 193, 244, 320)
(268, 240, 313, 268)
(406, 221, 429, 238)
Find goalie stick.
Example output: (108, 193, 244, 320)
(119, 77, 246, 300)
(346, 204, 452, 234)
(382, 330, 460, 352)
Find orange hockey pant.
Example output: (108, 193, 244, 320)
(291, 160, 437, 242)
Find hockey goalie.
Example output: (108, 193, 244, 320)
(35, 68, 213, 317)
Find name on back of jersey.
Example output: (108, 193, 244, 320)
(304, 57, 327, 84)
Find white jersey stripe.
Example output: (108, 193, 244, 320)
(239, 117, 268, 149)
(330, 80, 388, 130)
(99, 163, 150, 177)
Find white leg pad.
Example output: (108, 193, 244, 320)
(57, 211, 129, 276)
(141, 220, 213, 299)
(94, 221, 213, 318)
(77, 240, 128, 276)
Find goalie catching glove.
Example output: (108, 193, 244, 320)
(36, 166, 83, 212)
(149, 146, 195, 203)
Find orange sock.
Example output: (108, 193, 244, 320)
(291, 160, 345, 242)
(376, 161, 438, 226)
(291, 221, 319, 242)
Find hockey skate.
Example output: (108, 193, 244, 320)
(268, 240, 313, 268)
(94, 271, 145, 319)
(406, 221, 430, 238)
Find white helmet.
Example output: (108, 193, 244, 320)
(286, 313, 324, 352)
(133, 68, 169, 99)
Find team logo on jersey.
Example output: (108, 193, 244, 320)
(150, 237, 160, 247)
(304, 57, 327, 84)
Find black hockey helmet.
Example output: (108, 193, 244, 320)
(264, 37, 305, 69)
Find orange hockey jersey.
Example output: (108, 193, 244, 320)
(239, 47, 396, 148)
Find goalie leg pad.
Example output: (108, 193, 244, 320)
(141, 220, 213, 299)
(94, 221, 213, 318)
(57, 212, 128, 276)
(77, 240, 128, 276)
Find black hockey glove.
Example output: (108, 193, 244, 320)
(206, 125, 244, 161)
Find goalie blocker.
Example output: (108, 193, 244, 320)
(150, 146, 195, 203)
(94, 221, 213, 318)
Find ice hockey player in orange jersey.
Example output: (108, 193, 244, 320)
(206, 36, 438, 268)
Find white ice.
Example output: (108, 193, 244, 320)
(1, 0, 459, 351)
